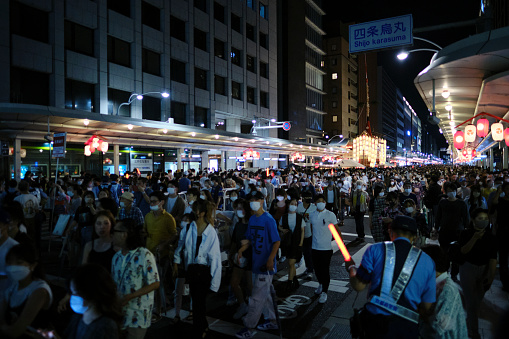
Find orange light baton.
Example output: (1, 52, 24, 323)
(328, 223, 351, 262)
(266, 168, 270, 176)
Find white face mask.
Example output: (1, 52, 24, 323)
(67, 191, 74, 197)
(287, 196, 292, 201)
(447, 191, 457, 199)
(316, 202, 326, 211)
(167, 187, 175, 195)
(379, 191, 385, 197)
(405, 207, 414, 213)
(473, 192, 480, 198)
(405, 189, 412, 194)
(200, 195, 206, 200)
(85, 197, 93, 204)
(237, 210, 245, 218)
(180, 221, 188, 229)
(87, 187, 93, 191)
(289, 205, 298, 212)
(250, 201, 261, 211)
(357, 185, 362, 190)
(501, 192, 506, 198)
(230, 196, 238, 202)
(70, 295, 89, 314)
(276, 196, 284, 201)
(120, 201, 125, 208)
(150, 205, 159, 211)
(5, 265, 31, 282)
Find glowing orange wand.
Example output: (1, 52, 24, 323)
(328, 223, 351, 262)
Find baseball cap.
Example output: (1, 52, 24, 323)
(250, 191, 265, 200)
(392, 215, 417, 234)
(120, 192, 134, 201)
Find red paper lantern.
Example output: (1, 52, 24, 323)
(477, 118, 489, 138)
(505, 128, 509, 146)
(454, 131, 465, 149)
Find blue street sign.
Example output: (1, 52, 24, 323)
(349, 14, 413, 54)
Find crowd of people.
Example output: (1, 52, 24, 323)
(0, 164, 507, 338)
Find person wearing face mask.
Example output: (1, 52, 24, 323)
(118, 192, 145, 230)
(174, 199, 221, 338)
(300, 178, 316, 199)
(436, 182, 468, 282)
(297, 191, 317, 279)
(42, 264, 122, 339)
(269, 189, 288, 263)
(184, 187, 201, 214)
(348, 180, 369, 242)
(369, 186, 386, 243)
(144, 191, 177, 258)
(457, 209, 497, 339)
(82, 210, 118, 270)
(279, 198, 305, 292)
(492, 182, 509, 291)
(1, 244, 52, 338)
(235, 192, 280, 338)
(402, 199, 428, 247)
(67, 185, 82, 217)
(465, 185, 487, 222)
(132, 177, 152, 217)
(398, 181, 418, 209)
(165, 181, 185, 226)
(111, 219, 160, 339)
(228, 199, 253, 320)
(324, 180, 340, 219)
(309, 195, 341, 304)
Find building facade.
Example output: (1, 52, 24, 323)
(1, 0, 315, 178)
(323, 35, 359, 141)
(277, 0, 326, 144)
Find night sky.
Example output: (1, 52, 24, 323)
(323, 0, 481, 151)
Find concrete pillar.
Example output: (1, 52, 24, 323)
(201, 151, 209, 170)
(14, 138, 21, 181)
(490, 148, 494, 172)
(177, 148, 183, 171)
(221, 151, 225, 171)
(114, 144, 120, 175)
(503, 145, 508, 170)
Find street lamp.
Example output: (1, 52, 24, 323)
(117, 91, 169, 116)
(396, 37, 442, 61)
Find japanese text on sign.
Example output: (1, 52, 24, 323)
(349, 14, 413, 54)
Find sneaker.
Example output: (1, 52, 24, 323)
(307, 272, 314, 279)
(235, 327, 254, 339)
(226, 296, 238, 306)
(319, 292, 328, 304)
(279, 256, 286, 263)
(233, 303, 248, 320)
(151, 313, 162, 323)
(315, 284, 323, 295)
(183, 284, 190, 296)
(257, 319, 279, 331)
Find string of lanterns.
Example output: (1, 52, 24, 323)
(453, 113, 509, 150)
(84, 135, 109, 156)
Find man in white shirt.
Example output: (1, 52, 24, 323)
(297, 192, 317, 279)
(310, 194, 340, 304)
(14, 180, 39, 241)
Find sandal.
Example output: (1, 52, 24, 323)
(184, 312, 193, 322)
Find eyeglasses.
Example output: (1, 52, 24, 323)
(150, 200, 160, 204)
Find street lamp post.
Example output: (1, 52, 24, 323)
(117, 91, 169, 116)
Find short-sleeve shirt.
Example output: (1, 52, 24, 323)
(458, 228, 497, 265)
(246, 212, 281, 275)
(14, 193, 39, 218)
(118, 207, 145, 229)
(357, 238, 436, 315)
(112, 247, 160, 329)
(310, 209, 338, 250)
(144, 209, 176, 257)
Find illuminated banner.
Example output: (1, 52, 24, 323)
(349, 14, 413, 54)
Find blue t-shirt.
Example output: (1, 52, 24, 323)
(357, 238, 436, 315)
(246, 212, 281, 275)
(179, 177, 191, 193)
(134, 188, 153, 216)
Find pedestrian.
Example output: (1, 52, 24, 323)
(235, 191, 280, 339)
(118, 192, 145, 230)
(310, 194, 340, 304)
(458, 208, 497, 338)
(112, 218, 160, 339)
(346, 215, 436, 338)
(349, 180, 369, 241)
(297, 191, 316, 279)
(369, 186, 386, 243)
(492, 182, 509, 291)
(174, 199, 221, 338)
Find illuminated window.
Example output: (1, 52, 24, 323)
(332, 115, 338, 122)
(331, 73, 338, 80)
